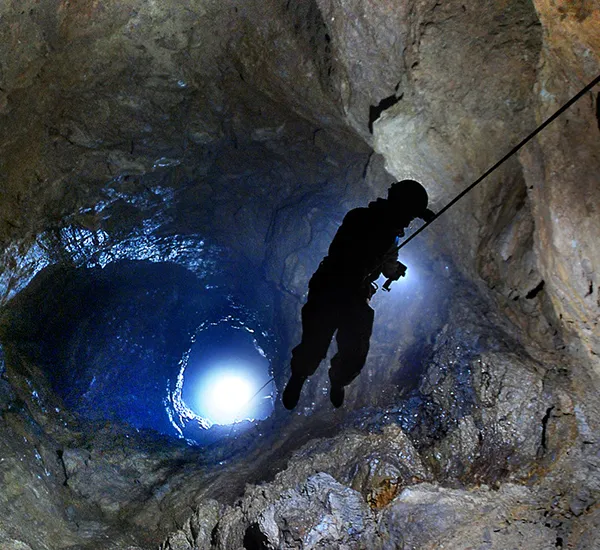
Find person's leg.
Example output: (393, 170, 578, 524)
(329, 300, 374, 406)
(284, 293, 337, 409)
(290, 293, 338, 377)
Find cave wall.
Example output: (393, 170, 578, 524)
(368, 0, 554, 345)
(523, 0, 600, 368)
(1, 0, 597, 369)
(0, 0, 365, 303)
(364, 0, 600, 367)
(0, 1, 599, 549)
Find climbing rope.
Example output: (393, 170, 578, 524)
(395, 72, 600, 252)
(228, 376, 276, 434)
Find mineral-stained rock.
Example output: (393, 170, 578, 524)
(375, 483, 557, 550)
(426, 348, 552, 482)
(411, 288, 555, 482)
(282, 424, 429, 493)
(520, 52, 600, 368)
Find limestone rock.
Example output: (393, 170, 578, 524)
(376, 483, 557, 550)
(214, 472, 376, 550)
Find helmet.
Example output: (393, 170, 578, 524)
(387, 180, 429, 216)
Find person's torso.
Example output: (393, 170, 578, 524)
(310, 205, 398, 292)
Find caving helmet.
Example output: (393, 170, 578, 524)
(387, 179, 429, 219)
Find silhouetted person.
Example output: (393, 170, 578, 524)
(282, 180, 435, 410)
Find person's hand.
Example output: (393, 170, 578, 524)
(382, 262, 407, 291)
(392, 261, 407, 279)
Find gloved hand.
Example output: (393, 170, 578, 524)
(382, 260, 407, 281)
(382, 262, 407, 291)
(391, 261, 407, 279)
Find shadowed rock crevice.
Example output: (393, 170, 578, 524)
(368, 90, 403, 133)
(526, 279, 545, 300)
(243, 523, 271, 550)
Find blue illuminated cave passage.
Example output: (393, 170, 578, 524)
(169, 322, 276, 443)
(2, 257, 277, 445)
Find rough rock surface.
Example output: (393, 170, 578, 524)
(369, 0, 600, 366)
(158, 285, 599, 549)
(522, 0, 600, 368)
(0, 1, 599, 549)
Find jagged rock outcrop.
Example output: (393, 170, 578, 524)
(521, 0, 600, 368)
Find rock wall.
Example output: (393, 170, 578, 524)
(0, 1, 599, 549)
(523, 0, 600, 369)
(367, 0, 599, 367)
(1, 0, 597, 368)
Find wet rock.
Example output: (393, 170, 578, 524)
(411, 290, 555, 482)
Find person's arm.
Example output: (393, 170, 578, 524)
(380, 209, 435, 289)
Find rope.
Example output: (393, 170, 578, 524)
(396, 72, 600, 252)
(227, 376, 276, 437)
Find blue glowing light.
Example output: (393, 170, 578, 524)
(168, 319, 275, 440)
(194, 365, 258, 425)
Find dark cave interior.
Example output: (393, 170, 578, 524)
(0, 206, 454, 444)
(1, 255, 281, 445)
(0, 1, 598, 549)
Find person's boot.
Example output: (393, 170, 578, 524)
(282, 374, 307, 410)
(330, 383, 345, 408)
